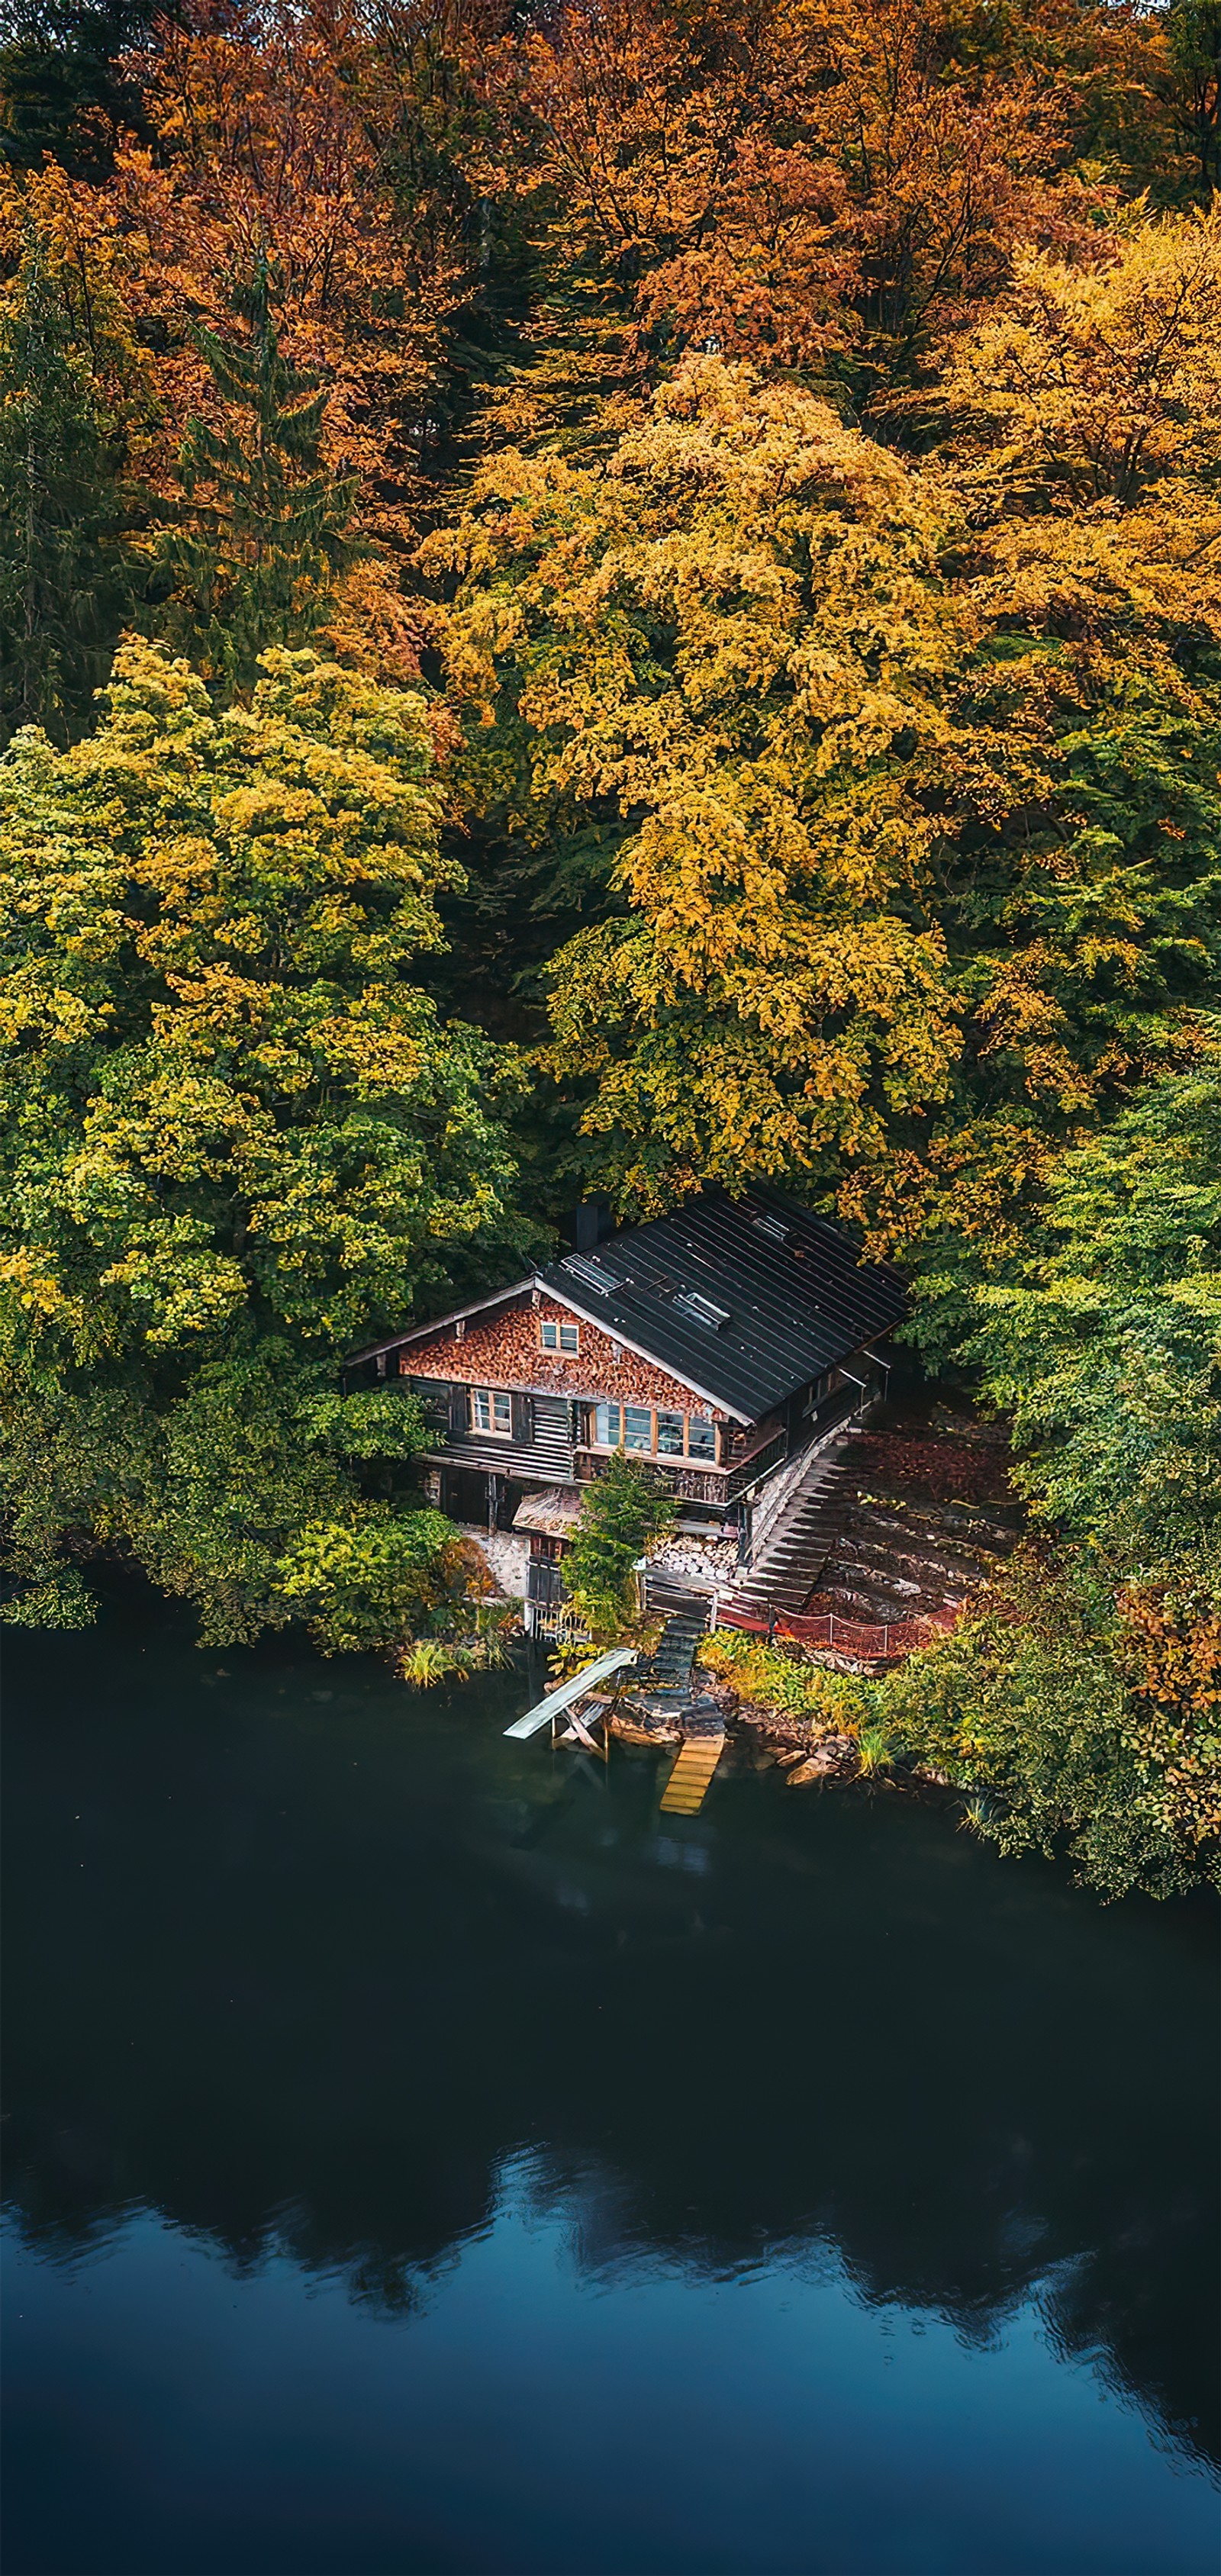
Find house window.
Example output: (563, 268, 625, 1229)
(540, 1319, 580, 1354)
(589, 1403, 720, 1461)
(469, 1387, 512, 1437)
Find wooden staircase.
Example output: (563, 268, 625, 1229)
(725, 1437, 858, 1618)
(633, 1603, 727, 1813)
(644, 1569, 714, 1622)
(637, 1605, 707, 1703)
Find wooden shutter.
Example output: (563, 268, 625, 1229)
(511, 1392, 534, 1447)
(448, 1381, 468, 1438)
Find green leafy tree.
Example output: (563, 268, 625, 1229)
(564, 1451, 676, 1641)
(0, 638, 530, 1644)
(882, 1550, 1221, 1898)
(891, 1067, 1221, 1898)
(940, 1067, 1221, 1562)
(0, 223, 133, 745)
(158, 259, 359, 697)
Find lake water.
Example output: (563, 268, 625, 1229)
(3, 1608, 1218, 2575)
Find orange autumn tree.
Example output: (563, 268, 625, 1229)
(1117, 1581, 1221, 1866)
(468, 0, 1126, 441)
(102, 0, 464, 679)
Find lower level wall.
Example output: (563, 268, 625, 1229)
(747, 1430, 817, 1561)
(747, 1398, 868, 1563)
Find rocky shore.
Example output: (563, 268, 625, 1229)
(607, 1672, 869, 1782)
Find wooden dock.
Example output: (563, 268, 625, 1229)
(659, 1731, 726, 1815)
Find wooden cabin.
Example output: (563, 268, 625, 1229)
(350, 1191, 907, 1619)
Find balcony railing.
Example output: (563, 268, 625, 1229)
(575, 1450, 730, 1506)
(529, 1602, 591, 1645)
(572, 1425, 791, 1509)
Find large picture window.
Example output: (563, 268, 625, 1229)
(588, 1402, 718, 1462)
(469, 1388, 512, 1437)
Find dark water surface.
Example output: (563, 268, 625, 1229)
(2, 1610, 1218, 2576)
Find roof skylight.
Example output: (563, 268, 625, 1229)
(675, 1290, 731, 1329)
(562, 1253, 617, 1295)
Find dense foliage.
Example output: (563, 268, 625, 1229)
(942, 1071, 1221, 1557)
(434, 219, 1221, 1240)
(0, 639, 527, 1643)
(1, 0, 1218, 1889)
(895, 1068, 1221, 1893)
(0, 217, 135, 739)
(564, 1451, 676, 1642)
(884, 1554, 1220, 1898)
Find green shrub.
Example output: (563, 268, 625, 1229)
(564, 1452, 676, 1643)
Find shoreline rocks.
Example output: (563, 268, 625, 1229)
(784, 1736, 858, 1785)
(604, 1680, 957, 1803)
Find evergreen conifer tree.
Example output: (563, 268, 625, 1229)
(0, 224, 130, 745)
(159, 255, 359, 697)
(0, 0, 157, 182)
(1167, 0, 1221, 196)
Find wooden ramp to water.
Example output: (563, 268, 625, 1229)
(504, 1647, 636, 1740)
(659, 1731, 726, 1815)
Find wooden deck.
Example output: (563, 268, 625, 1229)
(659, 1731, 726, 1815)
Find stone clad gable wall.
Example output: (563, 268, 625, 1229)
(401, 1295, 729, 1422)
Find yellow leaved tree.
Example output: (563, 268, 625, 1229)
(427, 356, 965, 1216)
(430, 221, 1221, 1253)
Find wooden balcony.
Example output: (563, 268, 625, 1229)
(572, 1427, 788, 1509)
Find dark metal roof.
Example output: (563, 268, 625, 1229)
(353, 1189, 907, 1422)
(534, 1188, 907, 1422)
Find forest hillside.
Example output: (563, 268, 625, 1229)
(1, 0, 1218, 1892)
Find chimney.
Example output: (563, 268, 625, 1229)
(571, 1197, 612, 1252)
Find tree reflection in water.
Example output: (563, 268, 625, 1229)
(4, 1606, 1217, 2486)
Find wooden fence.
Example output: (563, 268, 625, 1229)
(529, 1600, 591, 1646)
